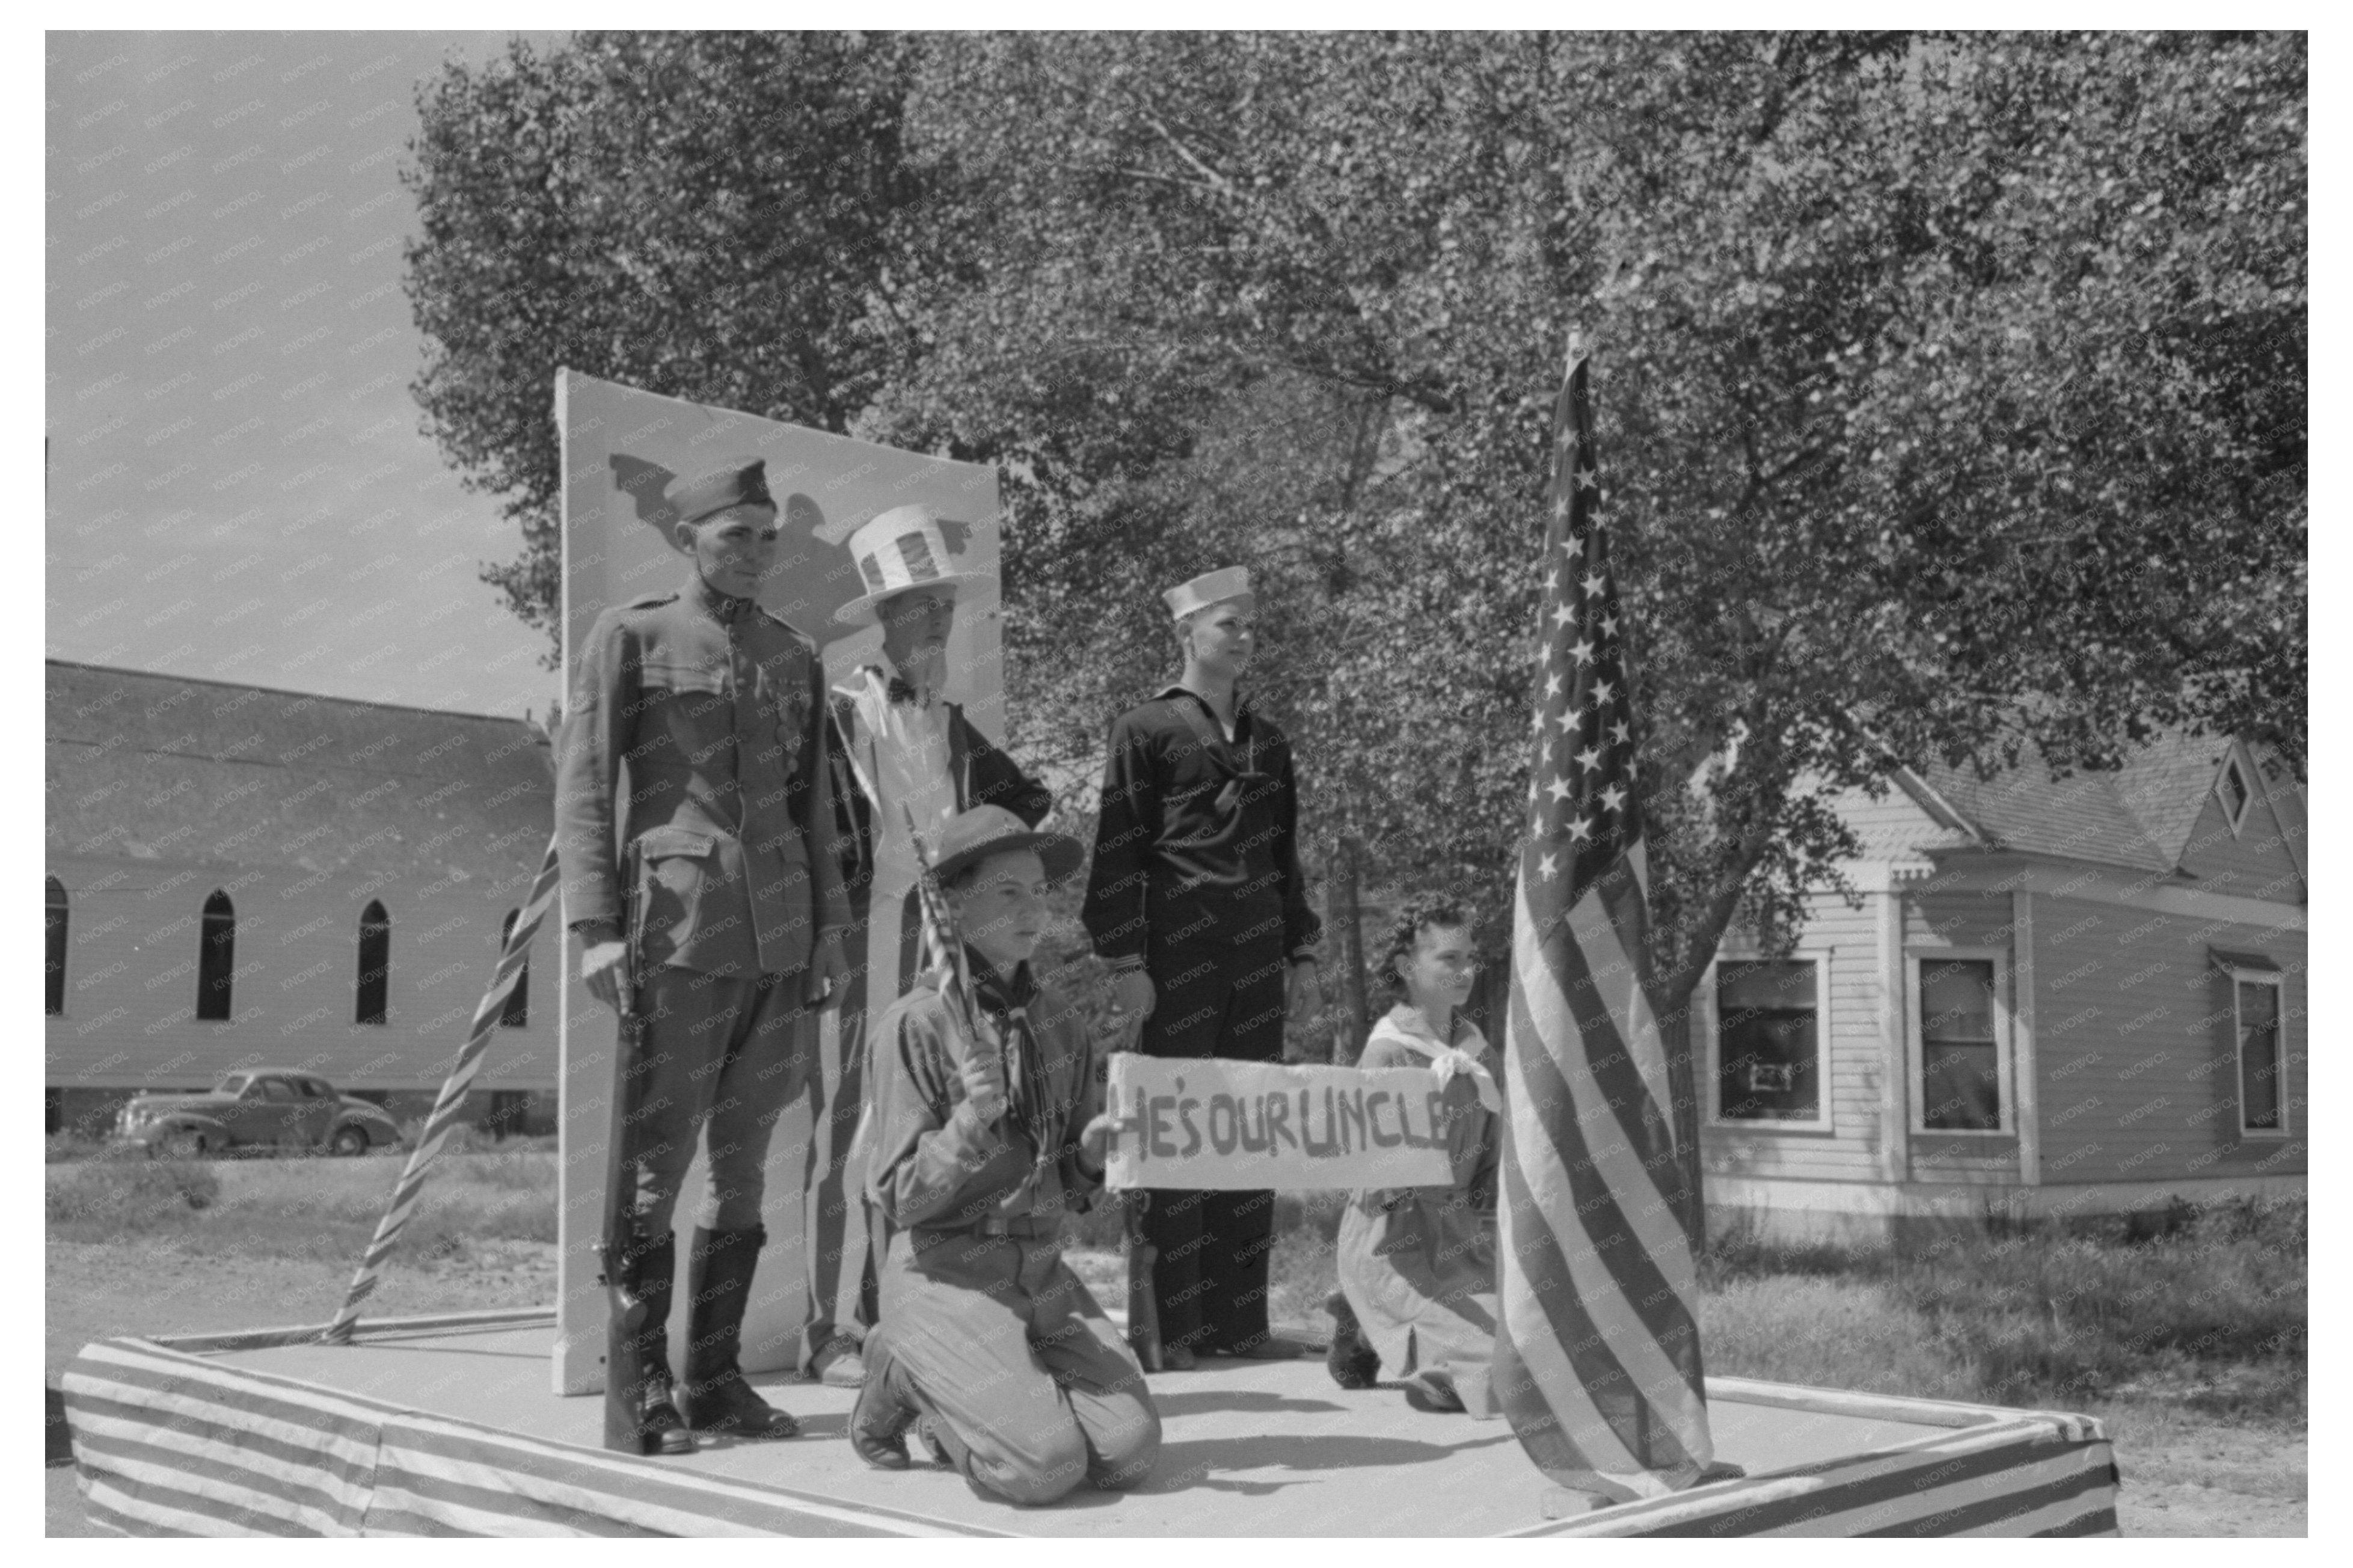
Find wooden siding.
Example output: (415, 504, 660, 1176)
(2173, 756, 2307, 905)
(1814, 779, 1972, 857)
(2029, 895, 2304, 1185)
(1698, 888, 1886, 1183)
(44, 853, 556, 1092)
(1904, 884, 2019, 951)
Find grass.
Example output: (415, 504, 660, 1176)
(44, 1144, 560, 1263)
(49, 1141, 2303, 1424)
(1700, 1195, 2307, 1419)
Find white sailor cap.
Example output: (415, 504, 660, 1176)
(1162, 565, 1254, 620)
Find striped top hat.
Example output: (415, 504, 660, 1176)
(835, 504, 990, 627)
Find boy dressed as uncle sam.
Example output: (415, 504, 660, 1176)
(812, 503, 1054, 1387)
(556, 456, 851, 1452)
(1081, 566, 1323, 1368)
(850, 805, 1160, 1507)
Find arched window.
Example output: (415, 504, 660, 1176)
(355, 900, 391, 1025)
(499, 908, 529, 1028)
(45, 876, 67, 1017)
(197, 890, 236, 1021)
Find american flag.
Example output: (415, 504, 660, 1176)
(1491, 339, 1716, 1501)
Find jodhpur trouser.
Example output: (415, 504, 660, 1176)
(625, 966, 814, 1239)
(865, 1224, 1161, 1507)
(1140, 929, 1290, 1353)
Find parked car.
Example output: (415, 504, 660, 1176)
(112, 1070, 402, 1159)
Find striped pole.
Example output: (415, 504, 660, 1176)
(319, 832, 563, 1344)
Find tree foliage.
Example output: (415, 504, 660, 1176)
(405, 31, 2305, 1085)
(870, 30, 2305, 996)
(405, 30, 933, 642)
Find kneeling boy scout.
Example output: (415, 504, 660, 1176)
(851, 806, 1161, 1507)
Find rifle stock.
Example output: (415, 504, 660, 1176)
(598, 844, 652, 1453)
(1124, 1189, 1163, 1373)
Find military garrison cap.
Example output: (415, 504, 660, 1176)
(667, 458, 776, 527)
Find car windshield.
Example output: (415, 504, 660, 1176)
(213, 1074, 248, 1096)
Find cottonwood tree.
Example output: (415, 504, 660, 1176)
(406, 31, 2304, 1225)
(873, 31, 2305, 1210)
(405, 30, 936, 643)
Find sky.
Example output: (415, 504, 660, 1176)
(46, 29, 572, 720)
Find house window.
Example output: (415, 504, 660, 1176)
(45, 876, 67, 1017)
(196, 890, 236, 1022)
(356, 901, 391, 1026)
(1916, 957, 2004, 1132)
(2216, 755, 2253, 834)
(1712, 958, 1825, 1125)
(499, 908, 529, 1028)
(2233, 972, 2287, 1136)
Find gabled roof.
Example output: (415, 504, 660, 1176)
(46, 660, 552, 884)
(1894, 729, 2281, 878)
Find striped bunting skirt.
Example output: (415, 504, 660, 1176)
(63, 1337, 1006, 1538)
(1508, 1405, 2119, 1538)
(63, 1331, 2117, 1537)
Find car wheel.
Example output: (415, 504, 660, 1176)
(160, 1129, 206, 1161)
(330, 1124, 372, 1157)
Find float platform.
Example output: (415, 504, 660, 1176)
(63, 1308, 2118, 1537)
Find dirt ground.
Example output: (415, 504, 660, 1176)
(46, 1238, 2305, 1537)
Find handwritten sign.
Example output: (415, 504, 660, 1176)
(1105, 1055, 1456, 1192)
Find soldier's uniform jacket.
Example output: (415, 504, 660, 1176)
(557, 574, 850, 978)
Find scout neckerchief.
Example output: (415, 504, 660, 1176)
(968, 948, 1059, 1179)
(1370, 1003, 1504, 1115)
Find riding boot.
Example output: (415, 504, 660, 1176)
(613, 1228, 696, 1456)
(681, 1225, 800, 1439)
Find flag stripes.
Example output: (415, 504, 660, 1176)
(1495, 337, 1715, 1501)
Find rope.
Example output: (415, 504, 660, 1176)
(318, 832, 562, 1344)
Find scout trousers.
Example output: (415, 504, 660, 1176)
(865, 1228, 1161, 1507)
(1140, 931, 1289, 1354)
(625, 966, 817, 1236)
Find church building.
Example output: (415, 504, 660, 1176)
(45, 660, 559, 1140)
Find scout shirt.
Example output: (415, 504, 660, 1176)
(556, 574, 850, 978)
(1080, 685, 1321, 967)
(865, 949, 1106, 1235)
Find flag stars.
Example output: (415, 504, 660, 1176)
(1600, 784, 1627, 813)
(1610, 718, 1631, 745)
(1591, 679, 1615, 706)
(1574, 744, 1603, 773)
(1566, 815, 1594, 844)
(1568, 638, 1595, 666)
(1545, 775, 1573, 803)
(1550, 602, 1577, 629)
(1579, 571, 1606, 598)
(1539, 851, 1560, 881)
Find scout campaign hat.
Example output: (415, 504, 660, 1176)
(835, 504, 990, 627)
(927, 804, 1084, 886)
(666, 458, 777, 528)
(1162, 565, 1254, 619)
